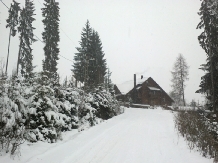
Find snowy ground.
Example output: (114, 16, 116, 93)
(0, 107, 213, 163)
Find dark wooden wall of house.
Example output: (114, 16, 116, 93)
(143, 77, 173, 106)
(114, 85, 126, 102)
(127, 77, 173, 106)
(114, 85, 121, 95)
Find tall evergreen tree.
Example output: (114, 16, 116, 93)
(88, 30, 97, 87)
(196, 0, 218, 112)
(17, 0, 36, 78)
(73, 20, 92, 88)
(42, 0, 60, 79)
(5, 0, 20, 75)
(90, 31, 107, 87)
(171, 54, 189, 106)
(73, 21, 107, 90)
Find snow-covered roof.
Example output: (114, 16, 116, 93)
(116, 77, 148, 95)
(148, 87, 160, 91)
(136, 86, 142, 90)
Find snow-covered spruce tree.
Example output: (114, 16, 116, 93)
(5, 0, 20, 75)
(76, 88, 119, 131)
(17, 0, 36, 78)
(53, 87, 79, 130)
(76, 87, 123, 131)
(196, 0, 218, 112)
(64, 88, 80, 129)
(0, 77, 26, 155)
(88, 30, 98, 89)
(73, 20, 92, 87)
(26, 72, 64, 143)
(42, 0, 60, 79)
(53, 84, 122, 132)
(171, 54, 189, 106)
(77, 91, 98, 132)
(73, 22, 107, 90)
(90, 88, 122, 121)
(89, 30, 107, 88)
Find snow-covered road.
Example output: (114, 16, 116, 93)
(1, 108, 213, 163)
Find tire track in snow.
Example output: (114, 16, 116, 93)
(89, 120, 135, 163)
(63, 109, 147, 163)
(25, 131, 81, 163)
(61, 116, 130, 163)
(25, 108, 213, 163)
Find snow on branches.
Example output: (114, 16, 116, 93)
(0, 72, 122, 155)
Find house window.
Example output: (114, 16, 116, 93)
(149, 91, 155, 95)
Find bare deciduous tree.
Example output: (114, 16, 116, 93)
(171, 54, 189, 106)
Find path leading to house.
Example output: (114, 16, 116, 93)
(0, 108, 213, 163)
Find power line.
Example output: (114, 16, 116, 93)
(37, 0, 43, 7)
(36, 0, 75, 62)
(36, 0, 77, 47)
(34, 34, 43, 43)
(32, 32, 74, 63)
(60, 27, 77, 46)
(0, 0, 9, 9)
(1, 0, 74, 63)
(59, 54, 74, 62)
(33, 34, 74, 62)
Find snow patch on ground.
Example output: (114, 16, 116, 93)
(0, 108, 213, 163)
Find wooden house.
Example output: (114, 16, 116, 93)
(114, 75, 174, 106)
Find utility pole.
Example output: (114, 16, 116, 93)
(5, 28, 12, 76)
(17, 28, 24, 76)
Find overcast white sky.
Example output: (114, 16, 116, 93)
(0, 0, 206, 103)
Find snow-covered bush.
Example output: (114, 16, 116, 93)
(0, 78, 26, 155)
(54, 87, 79, 130)
(77, 87, 123, 131)
(77, 91, 98, 132)
(174, 110, 218, 161)
(0, 72, 123, 147)
(91, 89, 122, 120)
(26, 73, 64, 143)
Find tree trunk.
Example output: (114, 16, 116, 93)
(180, 58, 185, 106)
(5, 28, 12, 75)
(182, 83, 185, 106)
(210, 43, 216, 113)
(17, 32, 23, 76)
